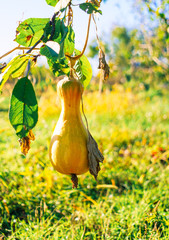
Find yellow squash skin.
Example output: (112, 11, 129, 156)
(49, 76, 89, 175)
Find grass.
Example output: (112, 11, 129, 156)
(0, 84, 169, 239)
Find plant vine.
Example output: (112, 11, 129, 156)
(0, 0, 108, 155)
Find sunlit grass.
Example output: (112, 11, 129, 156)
(0, 85, 169, 239)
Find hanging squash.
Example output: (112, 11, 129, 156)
(49, 75, 89, 176)
(49, 74, 104, 188)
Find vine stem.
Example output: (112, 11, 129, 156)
(26, 37, 43, 54)
(92, 14, 100, 46)
(66, 14, 92, 67)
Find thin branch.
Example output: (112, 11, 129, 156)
(67, 2, 73, 26)
(0, 46, 40, 60)
(151, 56, 168, 70)
(49, 12, 59, 41)
(80, 14, 91, 57)
(25, 60, 31, 76)
(26, 36, 43, 54)
(139, 43, 168, 70)
(0, 47, 18, 60)
(20, 47, 40, 51)
(92, 14, 100, 45)
(0, 63, 7, 70)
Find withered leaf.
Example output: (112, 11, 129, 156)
(87, 130, 104, 180)
(98, 48, 110, 81)
(89, 0, 101, 7)
(19, 130, 35, 156)
(71, 174, 78, 189)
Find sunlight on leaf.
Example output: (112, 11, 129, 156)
(9, 77, 38, 138)
(74, 49, 92, 88)
(15, 18, 49, 47)
(45, 0, 59, 7)
(0, 55, 32, 91)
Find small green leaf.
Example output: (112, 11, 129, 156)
(9, 77, 38, 138)
(64, 25, 75, 56)
(48, 57, 69, 77)
(74, 49, 92, 88)
(15, 18, 49, 47)
(40, 44, 59, 61)
(40, 43, 69, 76)
(79, 3, 102, 14)
(0, 55, 32, 91)
(45, 0, 59, 7)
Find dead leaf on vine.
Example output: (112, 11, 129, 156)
(87, 130, 104, 180)
(98, 48, 110, 81)
(89, 0, 101, 7)
(19, 130, 35, 156)
(71, 174, 78, 189)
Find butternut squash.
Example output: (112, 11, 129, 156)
(49, 76, 89, 175)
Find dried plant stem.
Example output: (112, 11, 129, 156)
(92, 14, 100, 45)
(71, 174, 78, 188)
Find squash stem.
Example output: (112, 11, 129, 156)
(71, 174, 78, 188)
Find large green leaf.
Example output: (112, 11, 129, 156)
(74, 49, 92, 88)
(15, 18, 49, 47)
(79, 3, 102, 14)
(9, 77, 38, 138)
(45, 0, 59, 7)
(0, 55, 32, 91)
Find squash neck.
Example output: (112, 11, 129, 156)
(61, 100, 81, 118)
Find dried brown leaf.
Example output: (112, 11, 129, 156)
(98, 48, 110, 81)
(87, 130, 104, 180)
(19, 130, 35, 156)
(89, 0, 101, 7)
(71, 174, 78, 188)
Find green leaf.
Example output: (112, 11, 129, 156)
(15, 18, 49, 47)
(40, 43, 69, 76)
(79, 3, 102, 14)
(0, 175, 8, 188)
(63, 25, 75, 56)
(40, 44, 59, 61)
(9, 77, 38, 138)
(74, 49, 92, 88)
(45, 0, 59, 7)
(43, 18, 65, 43)
(0, 55, 32, 91)
(48, 57, 69, 77)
